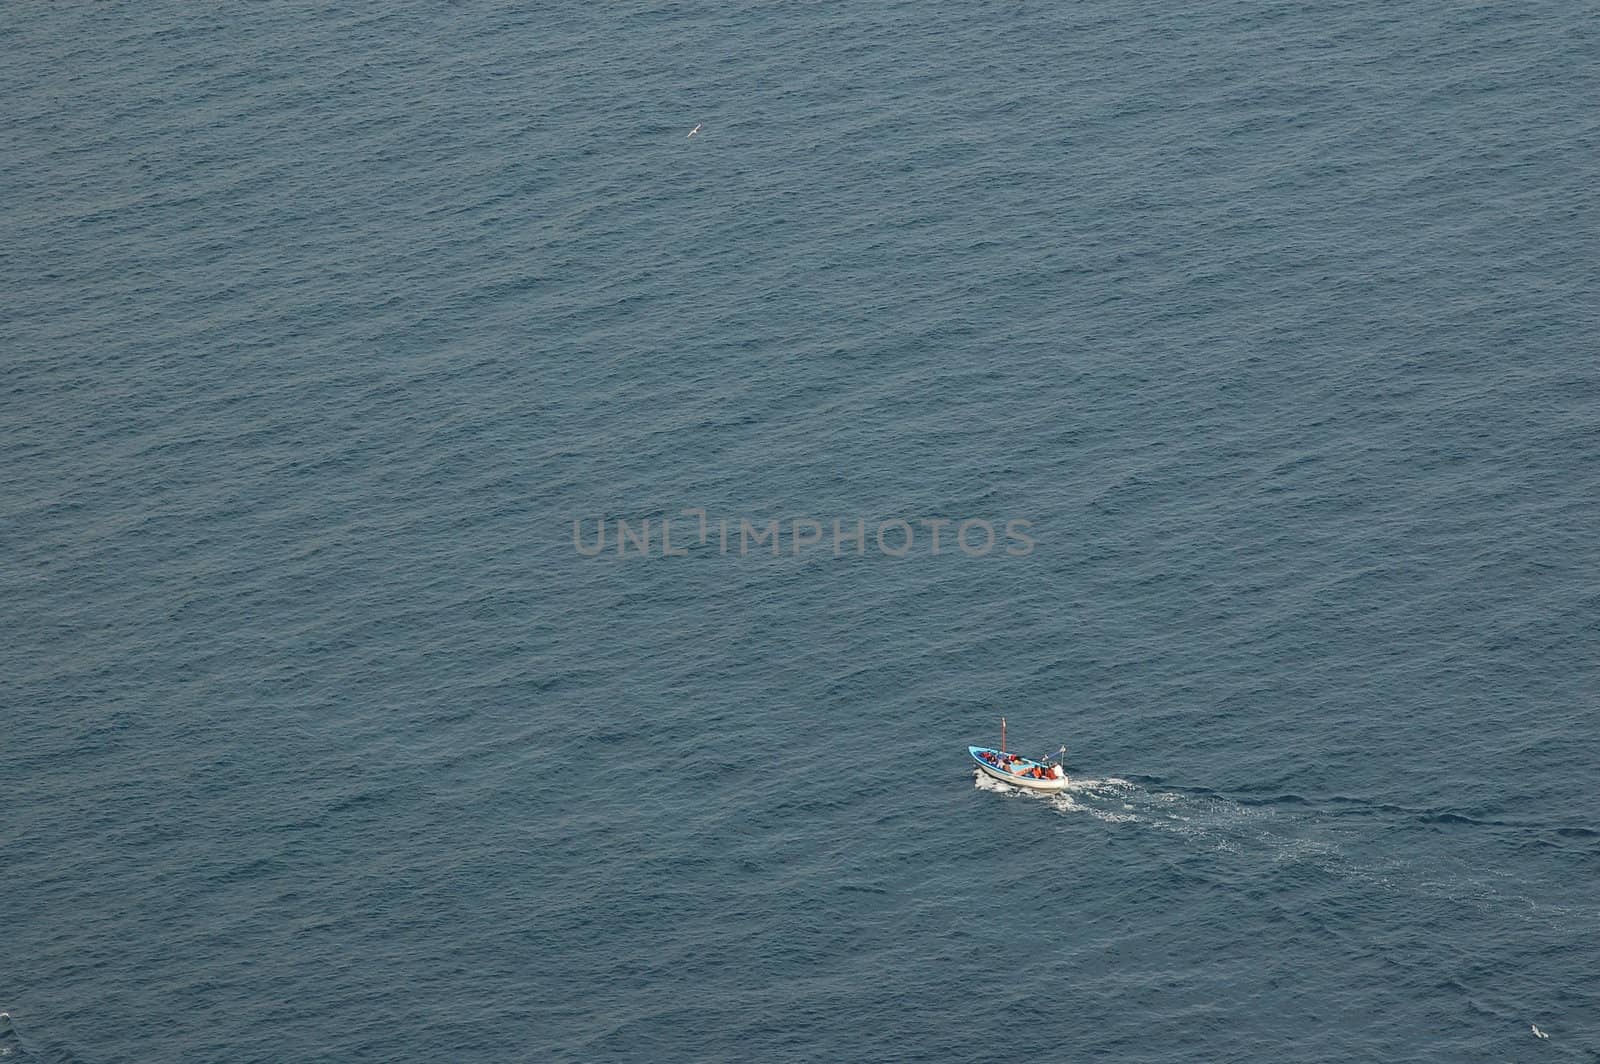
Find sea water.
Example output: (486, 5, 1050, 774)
(3, 1, 1596, 1060)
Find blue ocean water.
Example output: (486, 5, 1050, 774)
(3, 1, 1597, 1060)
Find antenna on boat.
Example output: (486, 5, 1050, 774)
(1000, 717, 1007, 754)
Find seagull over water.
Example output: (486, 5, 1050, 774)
(687, 123, 703, 139)
(1532, 1024, 1549, 1039)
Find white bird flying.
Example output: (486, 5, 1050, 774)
(1531, 1024, 1549, 1039)
(687, 123, 703, 139)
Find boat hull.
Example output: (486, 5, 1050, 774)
(969, 746, 1069, 791)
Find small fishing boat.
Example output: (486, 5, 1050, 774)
(970, 717, 1068, 791)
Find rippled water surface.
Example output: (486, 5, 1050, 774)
(3, 1, 1597, 1061)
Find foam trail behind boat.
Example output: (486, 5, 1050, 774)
(0, 1012, 94, 1064)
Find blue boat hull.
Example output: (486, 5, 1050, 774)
(969, 745, 1069, 790)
